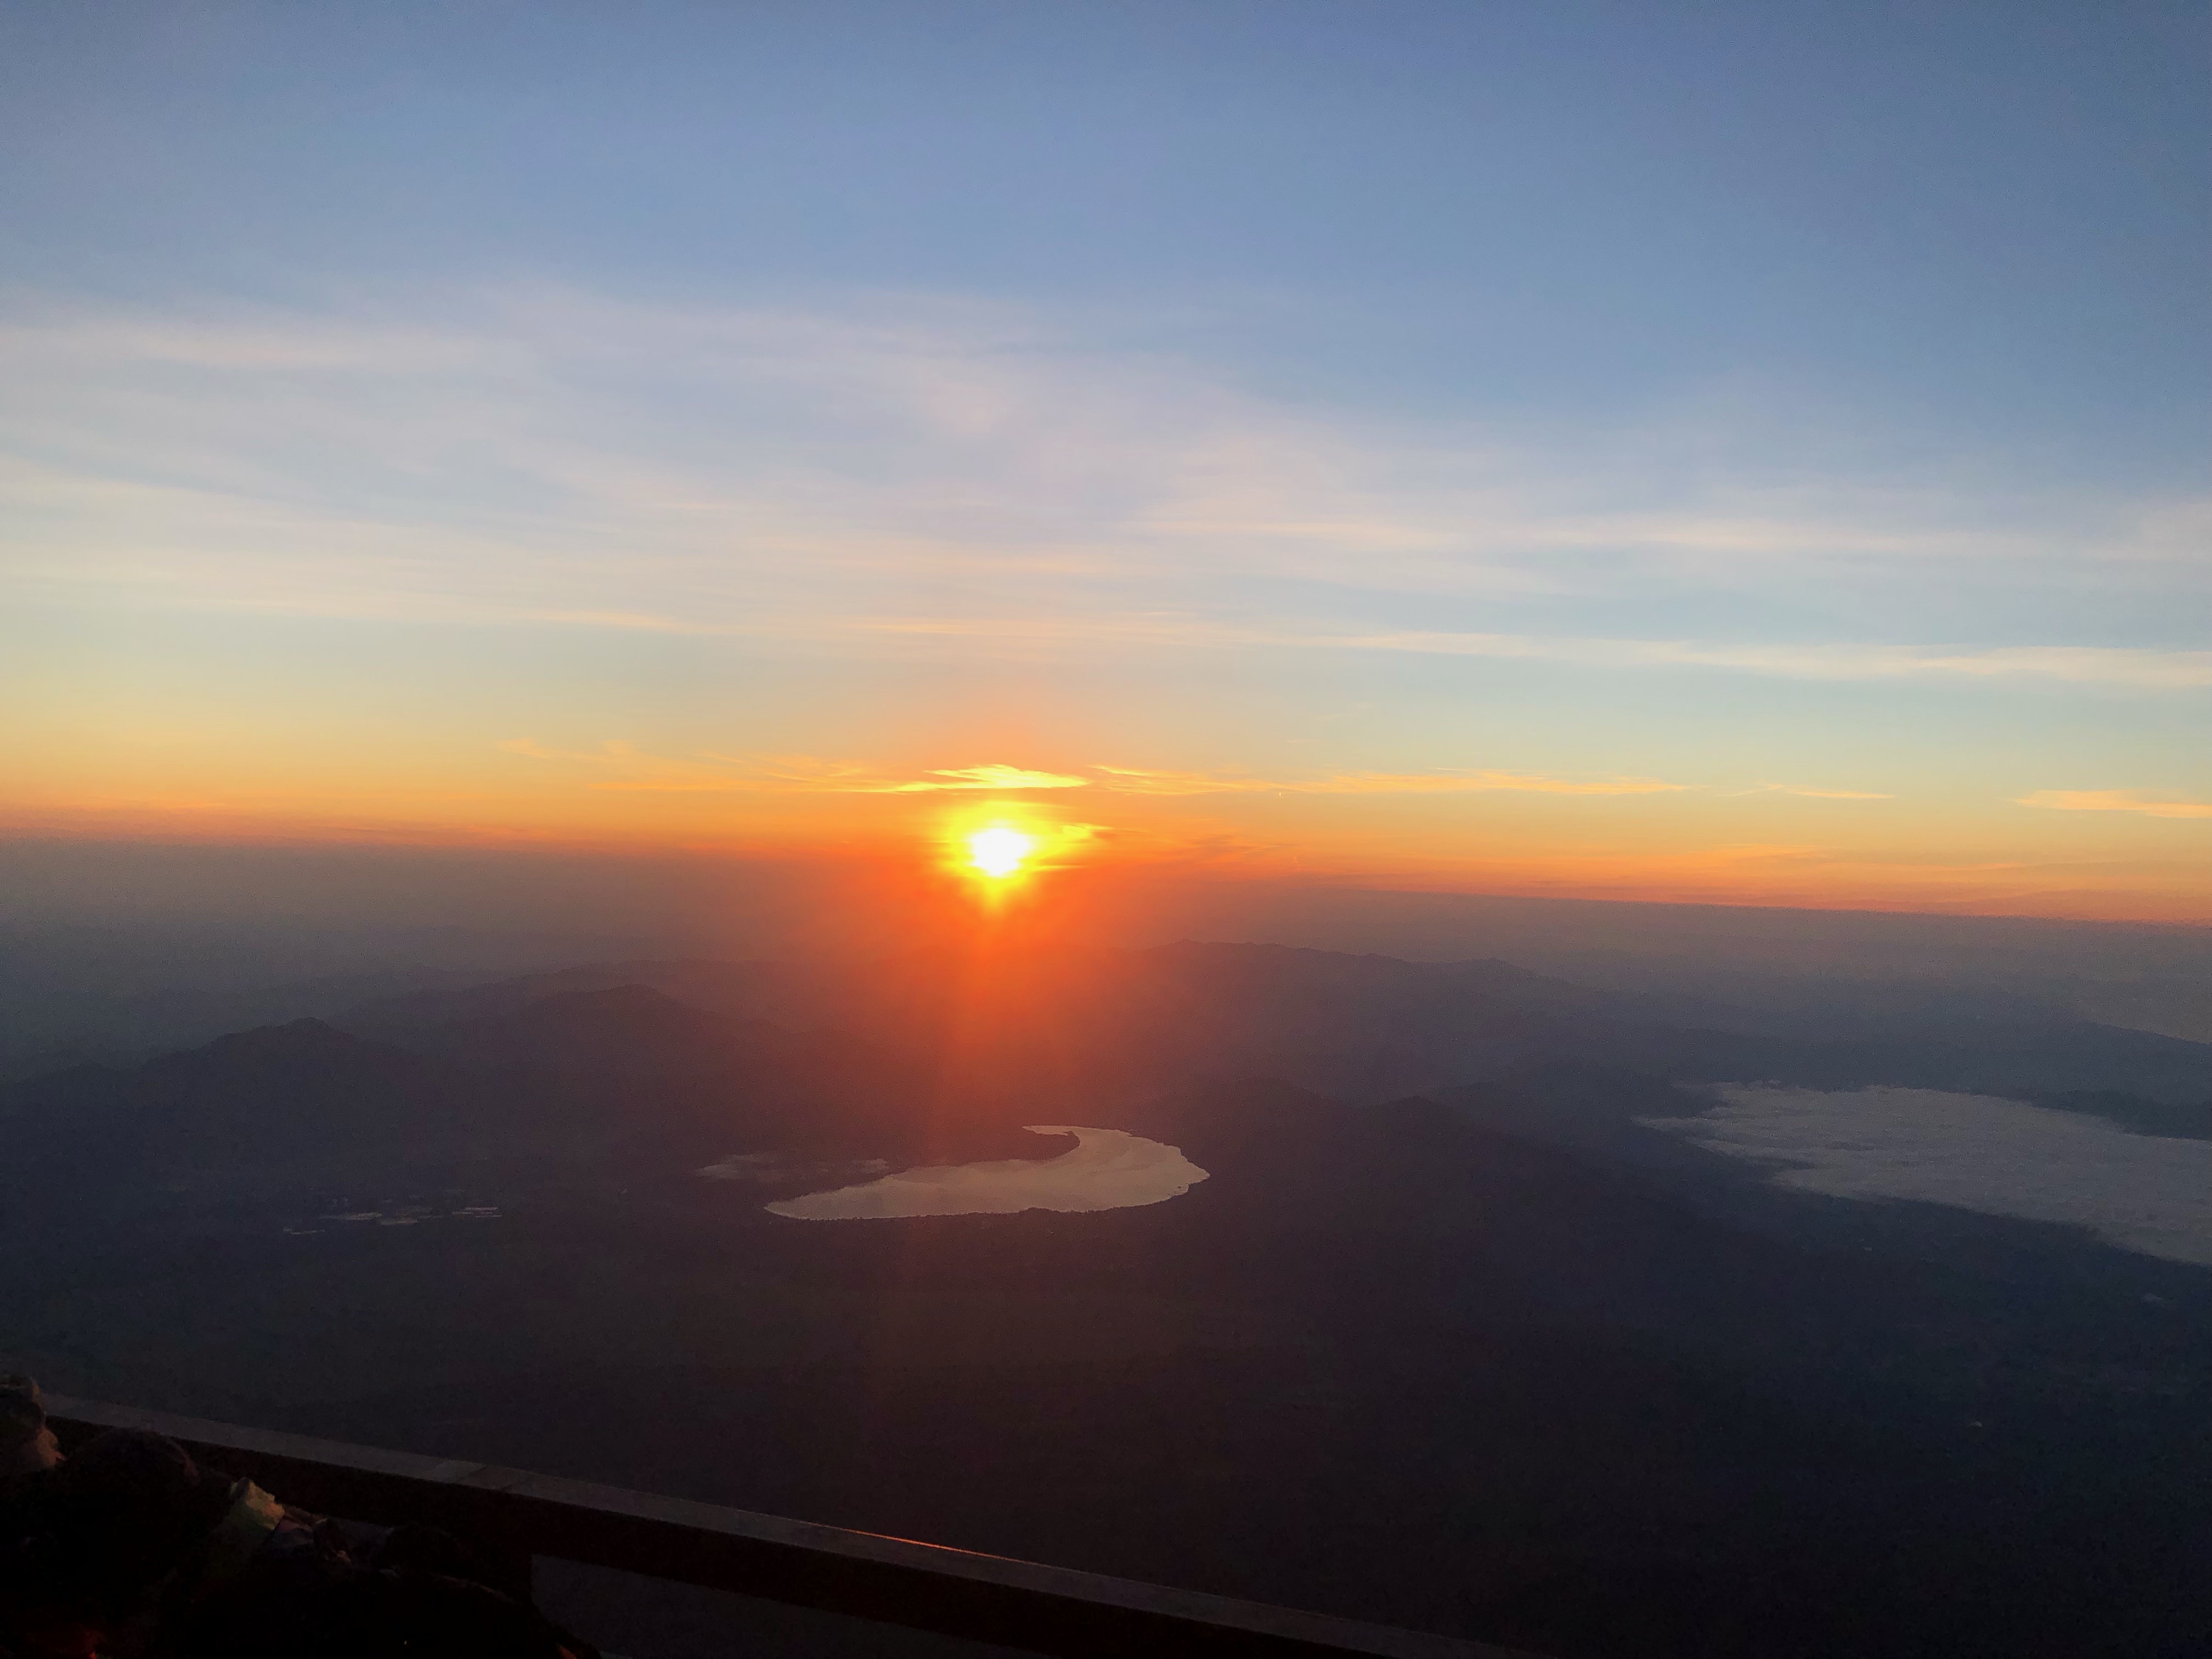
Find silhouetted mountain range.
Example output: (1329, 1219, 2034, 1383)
(6, 943, 2203, 1221)
(347, 939, 2212, 1114)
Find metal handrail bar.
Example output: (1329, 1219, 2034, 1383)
(48, 1397, 1539, 1659)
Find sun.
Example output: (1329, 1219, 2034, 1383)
(966, 826, 1035, 879)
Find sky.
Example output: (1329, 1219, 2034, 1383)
(3, 1, 2208, 921)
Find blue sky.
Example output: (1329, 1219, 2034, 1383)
(8, 1, 2204, 449)
(2, 2, 2208, 915)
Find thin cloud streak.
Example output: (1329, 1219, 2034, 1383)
(500, 746, 1685, 799)
(494, 744, 1084, 794)
(2018, 790, 2212, 820)
(1310, 631, 2212, 689)
(845, 616, 2212, 689)
(1091, 766, 1685, 797)
(477, 607, 2212, 691)
(5, 291, 2209, 695)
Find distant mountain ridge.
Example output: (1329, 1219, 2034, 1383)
(4, 941, 2203, 1226)
(345, 939, 2212, 1108)
(0, 981, 1026, 1217)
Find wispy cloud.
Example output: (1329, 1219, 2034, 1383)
(4, 289, 2207, 696)
(2018, 790, 2212, 820)
(499, 749, 1090, 795)
(1273, 631, 2212, 689)
(883, 764, 1091, 793)
(1091, 765, 1683, 796)
(499, 746, 1683, 798)
(493, 610, 2212, 690)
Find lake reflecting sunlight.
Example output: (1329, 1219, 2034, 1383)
(766, 1126, 1209, 1221)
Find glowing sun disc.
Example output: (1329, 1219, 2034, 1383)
(967, 827, 1034, 879)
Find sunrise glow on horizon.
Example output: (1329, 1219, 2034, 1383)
(1, 7, 2205, 926)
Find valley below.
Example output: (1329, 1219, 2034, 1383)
(5, 943, 2208, 1658)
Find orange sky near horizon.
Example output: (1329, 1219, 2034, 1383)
(4, 13, 2210, 946)
(6, 741, 2209, 926)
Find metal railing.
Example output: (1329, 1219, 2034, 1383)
(49, 1398, 1538, 1659)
